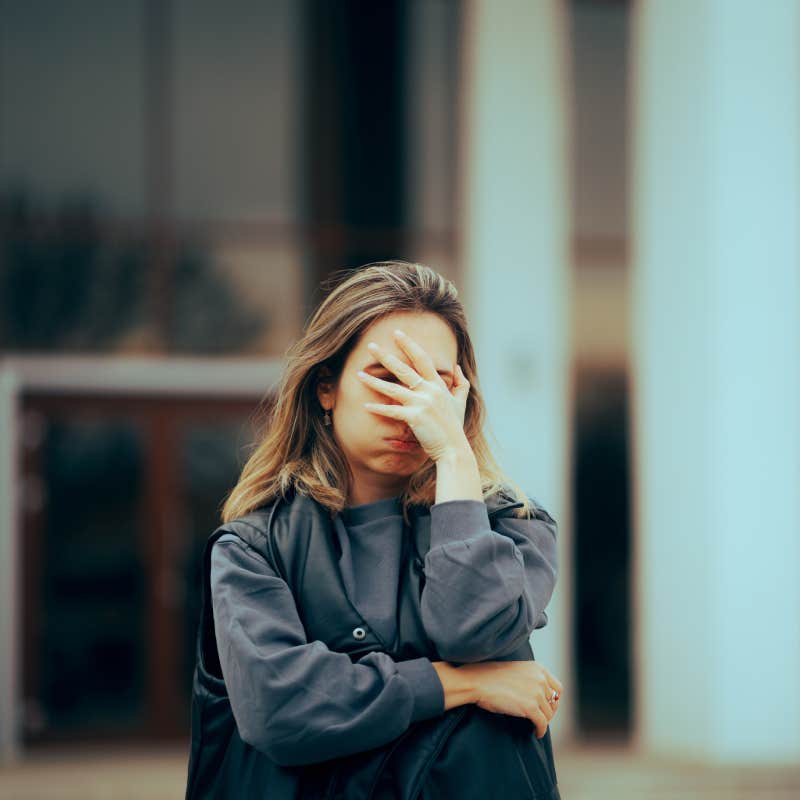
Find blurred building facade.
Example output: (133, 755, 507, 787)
(0, 0, 797, 775)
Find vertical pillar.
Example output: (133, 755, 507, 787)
(0, 366, 20, 762)
(458, 0, 574, 741)
(632, 0, 800, 763)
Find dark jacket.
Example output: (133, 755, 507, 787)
(185, 487, 561, 799)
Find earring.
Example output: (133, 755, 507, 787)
(323, 409, 332, 426)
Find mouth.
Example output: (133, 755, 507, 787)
(385, 436, 420, 449)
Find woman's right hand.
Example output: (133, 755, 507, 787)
(464, 660, 563, 739)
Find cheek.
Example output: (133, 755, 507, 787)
(350, 375, 379, 400)
(341, 377, 369, 405)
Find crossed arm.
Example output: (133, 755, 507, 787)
(210, 534, 445, 766)
(420, 498, 559, 663)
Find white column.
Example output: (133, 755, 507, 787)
(632, 0, 800, 763)
(458, 0, 574, 742)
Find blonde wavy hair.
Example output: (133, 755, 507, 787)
(220, 260, 536, 525)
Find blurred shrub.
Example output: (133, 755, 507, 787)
(0, 189, 267, 354)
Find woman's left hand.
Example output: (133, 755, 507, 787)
(357, 329, 472, 462)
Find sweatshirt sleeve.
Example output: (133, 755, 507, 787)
(209, 533, 445, 767)
(419, 498, 558, 663)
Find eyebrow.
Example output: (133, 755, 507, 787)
(363, 361, 454, 381)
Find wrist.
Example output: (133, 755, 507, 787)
(434, 434, 473, 465)
(434, 438, 483, 504)
(431, 661, 479, 709)
(457, 663, 482, 705)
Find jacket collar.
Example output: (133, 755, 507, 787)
(263, 484, 524, 527)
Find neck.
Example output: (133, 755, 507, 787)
(346, 482, 405, 508)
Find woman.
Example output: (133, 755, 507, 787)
(185, 261, 563, 799)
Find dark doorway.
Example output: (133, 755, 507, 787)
(573, 366, 632, 740)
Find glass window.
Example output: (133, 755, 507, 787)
(172, 0, 301, 223)
(0, 0, 146, 218)
(27, 416, 146, 738)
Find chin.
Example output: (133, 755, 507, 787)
(377, 453, 423, 471)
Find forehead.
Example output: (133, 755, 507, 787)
(352, 312, 458, 368)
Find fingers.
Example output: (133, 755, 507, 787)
(357, 369, 416, 401)
(538, 696, 555, 722)
(392, 329, 441, 384)
(453, 363, 469, 391)
(528, 705, 549, 739)
(535, 665, 562, 725)
(540, 665, 561, 688)
(362, 402, 414, 421)
(367, 342, 427, 390)
(540, 665, 564, 695)
(546, 684, 561, 705)
(538, 687, 559, 723)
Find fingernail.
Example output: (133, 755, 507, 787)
(394, 329, 405, 337)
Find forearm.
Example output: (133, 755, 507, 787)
(420, 498, 559, 662)
(434, 435, 483, 503)
(234, 646, 442, 765)
(211, 537, 445, 766)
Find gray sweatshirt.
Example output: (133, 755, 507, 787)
(209, 495, 555, 765)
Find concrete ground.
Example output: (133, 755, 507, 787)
(1, 742, 798, 799)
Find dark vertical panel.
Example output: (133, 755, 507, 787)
(573, 367, 632, 739)
(303, 0, 408, 294)
(569, 0, 632, 740)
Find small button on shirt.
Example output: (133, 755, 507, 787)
(333, 493, 408, 650)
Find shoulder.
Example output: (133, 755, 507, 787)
(208, 504, 274, 547)
(488, 484, 557, 526)
(206, 502, 279, 571)
(211, 532, 270, 567)
(222, 506, 274, 538)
